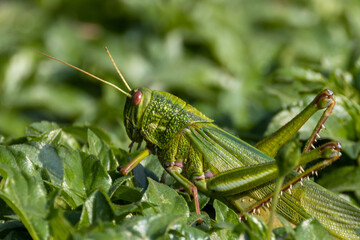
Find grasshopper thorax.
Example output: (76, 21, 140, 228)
(124, 87, 152, 144)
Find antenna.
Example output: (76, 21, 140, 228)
(34, 50, 132, 98)
(105, 47, 132, 92)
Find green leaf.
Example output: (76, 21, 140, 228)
(187, 192, 210, 213)
(111, 185, 143, 202)
(53, 147, 86, 208)
(74, 214, 208, 240)
(63, 126, 112, 145)
(294, 218, 333, 239)
(113, 202, 155, 220)
(40, 146, 112, 209)
(78, 190, 115, 228)
(119, 214, 208, 240)
(10, 143, 43, 169)
(0, 163, 49, 240)
(317, 166, 360, 193)
(213, 200, 240, 225)
(26, 122, 80, 150)
(3, 0, 360, 238)
(32, 129, 63, 146)
(47, 191, 74, 240)
(81, 154, 112, 195)
(56, 147, 112, 208)
(213, 200, 251, 240)
(36, 143, 64, 186)
(273, 214, 296, 239)
(141, 178, 189, 217)
(243, 214, 268, 240)
(0, 146, 36, 176)
(107, 175, 133, 199)
(26, 121, 60, 136)
(87, 129, 117, 172)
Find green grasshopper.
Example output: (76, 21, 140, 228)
(38, 49, 360, 239)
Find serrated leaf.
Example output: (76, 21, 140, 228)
(178, 224, 209, 240)
(63, 126, 112, 144)
(37, 146, 112, 209)
(111, 185, 142, 202)
(3, 1, 360, 239)
(37, 143, 64, 186)
(87, 129, 117, 172)
(74, 214, 208, 240)
(113, 201, 155, 219)
(0, 163, 49, 240)
(34, 129, 80, 150)
(187, 192, 210, 213)
(47, 203, 74, 240)
(81, 154, 112, 195)
(119, 214, 207, 240)
(11, 139, 112, 209)
(25, 121, 60, 136)
(294, 218, 333, 239)
(213, 200, 240, 225)
(57, 147, 112, 208)
(107, 175, 133, 199)
(55, 147, 86, 208)
(78, 190, 115, 228)
(0, 146, 36, 176)
(213, 200, 241, 240)
(34, 129, 63, 146)
(273, 214, 296, 238)
(10, 143, 43, 168)
(244, 213, 268, 239)
(141, 178, 189, 217)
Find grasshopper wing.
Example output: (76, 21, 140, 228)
(184, 123, 360, 239)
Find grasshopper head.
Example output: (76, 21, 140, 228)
(124, 87, 152, 144)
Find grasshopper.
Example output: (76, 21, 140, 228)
(38, 49, 360, 239)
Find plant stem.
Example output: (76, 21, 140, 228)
(266, 175, 284, 240)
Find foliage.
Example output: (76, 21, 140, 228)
(0, 122, 335, 239)
(0, 0, 360, 239)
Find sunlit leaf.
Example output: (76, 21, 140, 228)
(141, 178, 189, 217)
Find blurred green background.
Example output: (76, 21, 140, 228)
(1, 0, 360, 201)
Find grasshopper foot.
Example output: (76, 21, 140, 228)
(304, 89, 336, 153)
(196, 218, 205, 225)
(313, 89, 334, 109)
(319, 141, 342, 160)
(116, 165, 127, 176)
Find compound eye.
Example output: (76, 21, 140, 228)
(132, 91, 142, 106)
